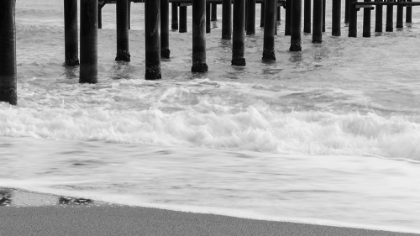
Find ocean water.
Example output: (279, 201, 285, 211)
(1, 0, 420, 234)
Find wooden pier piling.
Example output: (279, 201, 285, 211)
(116, 0, 131, 62)
(232, 0, 246, 66)
(192, 0, 208, 73)
(64, 0, 80, 66)
(161, 0, 170, 58)
(145, 0, 161, 80)
(363, 0, 371, 37)
(128, 1, 131, 29)
(245, 0, 249, 31)
(376, 3, 383, 33)
(179, 5, 188, 33)
(304, 0, 311, 33)
(0, 0, 17, 105)
(396, 3, 403, 29)
(260, 0, 265, 27)
(98, 5, 103, 29)
(206, 3, 211, 33)
(322, 0, 326, 32)
(290, 0, 302, 51)
(80, 0, 98, 84)
(313, 0, 323, 42)
(247, 0, 256, 35)
(407, 0, 413, 23)
(285, 0, 291, 35)
(263, 0, 276, 61)
(222, 0, 232, 39)
(275, 0, 278, 35)
(345, 0, 350, 24)
(211, 3, 218, 21)
(172, 3, 179, 30)
(386, 4, 394, 32)
(332, 0, 341, 36)
(348, 0, 357, 37)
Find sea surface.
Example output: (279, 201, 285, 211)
(1, 0, 420, 234)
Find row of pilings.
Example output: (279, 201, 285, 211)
(0, 0, 417, 105)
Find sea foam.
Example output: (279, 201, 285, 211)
(1, 78, 420, 160)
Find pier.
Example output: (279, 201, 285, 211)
(0, 0, 418, 105)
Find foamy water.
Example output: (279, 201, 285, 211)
(1, 0, 420, 234)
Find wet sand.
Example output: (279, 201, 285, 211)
(1, 189, 419, 236)
(0, 205, 419, 236)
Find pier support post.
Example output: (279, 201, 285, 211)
(275, 1, 278, 35)
(332, 0, 341, 36)
(322, 0, 326, 32)
(304, 0, 311, 33)
(98, 5, 102, 29)
(211, 3, 218, 21)
(260, 0, 265, 27)
(247, 0, 256, 35)
(285, 0, 291, 35)
(80, 0, 98, 84)
(222, 0, 232, 39)
(386, 4, 393, 32)
(161, 0, 170, 58)
(290, 0, 302, 51)
(375, 2, 383, 33)
(116, 0, 130, 62)
(348, 0, 357, 37)
(363, 0, 371, 37)
(345, 0, 350, 25)
(172, 3, 179, 30)
(179, 5, 188, 33)
(128, 1, 131, 29)
(263, 0, 276, 61)
(232, 0, 246, 66)
(206, 3, 211, 33)
(64, 0, 80, 66)
(0, 0, 17, 105)
(406, 0, 412, 23)
(396, 3, 403, 29)
(245, 0, 248, 31)
(313, 0, 323, 42)
(192, 0, 208, 73)
(277, 5, 281, 23)
(145, 0, 161, 80)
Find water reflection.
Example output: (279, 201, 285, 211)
(112, 62, 132, 80)
(62, 66, 79, 80)
(289, 51, 303, 63)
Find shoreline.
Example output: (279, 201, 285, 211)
(1, 188, 420, 236)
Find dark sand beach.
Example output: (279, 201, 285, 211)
(1, 205, 419, 236)
(1, 189, 419, 236)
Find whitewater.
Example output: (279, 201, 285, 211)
(1, 0, 420, 234)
